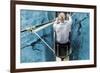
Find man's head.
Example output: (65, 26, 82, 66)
(58, 12, 65, 23)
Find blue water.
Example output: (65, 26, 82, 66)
(20, 10, 90, 63)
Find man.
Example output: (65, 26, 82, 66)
(53, 12, 72, 61)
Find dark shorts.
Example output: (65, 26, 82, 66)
(55, 41, 70, 58)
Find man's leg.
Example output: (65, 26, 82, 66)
(61, 58, 64, 61)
